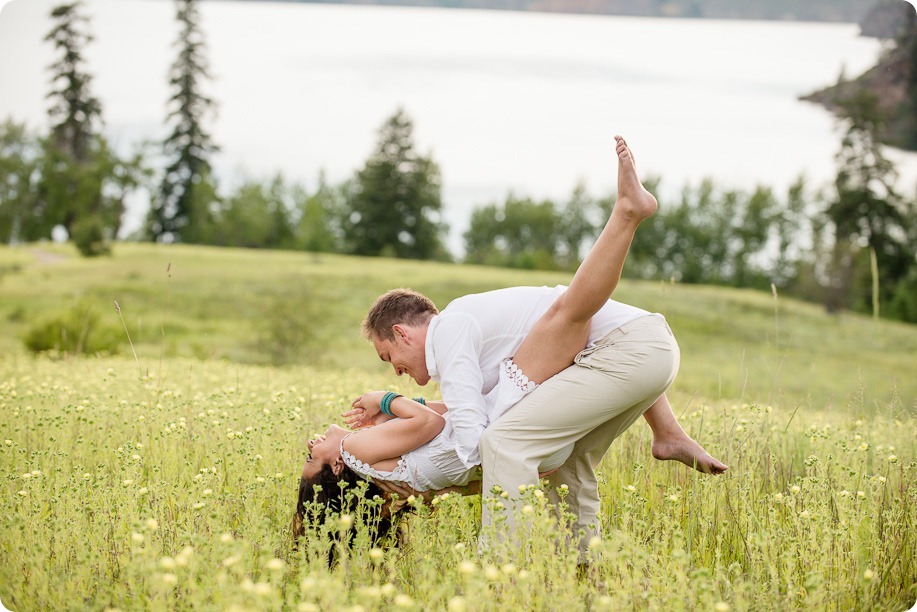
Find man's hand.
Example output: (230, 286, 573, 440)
(372, 479, 481, 507)
(372, 478, 434, 503)
(343, 391, 391, 429)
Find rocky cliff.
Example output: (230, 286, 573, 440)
(801, 1, 916, 151)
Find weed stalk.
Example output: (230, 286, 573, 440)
(114, 300, 141, 379)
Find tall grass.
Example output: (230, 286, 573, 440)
(0, 356, 913, 610)
(0, 243, 914, 609)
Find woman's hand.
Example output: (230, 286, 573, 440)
(343, 391, 391, 429)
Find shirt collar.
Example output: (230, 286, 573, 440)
(424, 314, 441, 380)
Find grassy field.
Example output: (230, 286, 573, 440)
(0, 242, 915, 610)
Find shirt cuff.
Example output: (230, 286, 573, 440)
(456, 444, 480, 469)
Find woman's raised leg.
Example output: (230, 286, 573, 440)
(511, 136, 657, 383)
(502, 137, 727, 476)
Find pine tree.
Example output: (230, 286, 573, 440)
(148, 0, 218, 242)
(905, 12, 917, 148)
(45, 1, 102, 164)
(826, 90, 912, 315)
(38, 1, 134, 255)
(342, 109, 447, 260)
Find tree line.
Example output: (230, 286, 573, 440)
(0, 0, 914, 323)
(292, 0, 871, 23)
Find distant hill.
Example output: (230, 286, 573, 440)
(802, 1, 917, 151)
(860, 0, 917, 37)
(269, 0, 872, 23)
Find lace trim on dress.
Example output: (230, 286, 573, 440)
(501, 358, 538, 393)
(340, 437, 408, 482)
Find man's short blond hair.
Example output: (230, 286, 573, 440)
(362, 288, 439, 341)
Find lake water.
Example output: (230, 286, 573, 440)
(1, 0, 914, 252)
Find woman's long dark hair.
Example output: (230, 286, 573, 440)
(292, 463, 392, 564)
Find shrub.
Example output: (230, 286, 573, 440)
(889, 271, 917, 323)
(23, 300, 122, 355)
(253, 280, 329, 365)
(71, 215, 111, 257)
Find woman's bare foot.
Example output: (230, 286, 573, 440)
(614, 135, 658, 223)
(652, 434, 729, 475)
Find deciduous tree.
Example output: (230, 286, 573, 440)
(295, 172, 343, 253)
(464, 193, 564, 270)
(0, 120, 40, 243)
(212, 174, 296, 249)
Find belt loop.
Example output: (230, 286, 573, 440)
(659, 314, 673, 336)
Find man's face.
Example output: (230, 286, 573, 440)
(372, 325, 430, 386)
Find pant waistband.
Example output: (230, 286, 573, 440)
(598, 313, 671, 343)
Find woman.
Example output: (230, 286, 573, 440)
(294, 137, 723, 532)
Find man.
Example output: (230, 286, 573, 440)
(361, 138, 726, 555)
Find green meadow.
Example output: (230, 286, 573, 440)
(0, 243, 914, 610)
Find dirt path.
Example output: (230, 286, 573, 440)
(29, 248, 69, 266)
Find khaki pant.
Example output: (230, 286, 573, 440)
(479, 314, 680, 556)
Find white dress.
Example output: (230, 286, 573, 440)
(341, 411, 481, 492)
(341, 359, 574, 492)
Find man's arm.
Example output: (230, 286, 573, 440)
(431, 313, 489, 468)
(374, 479, 481, 506)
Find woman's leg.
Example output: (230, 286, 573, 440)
(505, 138, 728, 475)
(643, 394, 728, 474)
(511, 136, 657, 383)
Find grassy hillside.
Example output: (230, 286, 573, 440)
(1, 242, 913, 414)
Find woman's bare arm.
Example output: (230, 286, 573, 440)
(425, 400, 447, 415)
(343, 393, 445, 466)
(344, 396, 448, 428)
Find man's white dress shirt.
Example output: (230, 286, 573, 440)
(423, 285, 649, 467)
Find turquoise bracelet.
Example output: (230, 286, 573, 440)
(380, 392, 402, 416)
(412, 396, 426, 406)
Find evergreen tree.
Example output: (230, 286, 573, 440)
(37, 1, 138, 255)
(342, 109, 447, 259)
(905, 13, 917, 148)
(826, 90, 912, 315)
(45, 1, 101, 165)
(148, 0, 218, 243)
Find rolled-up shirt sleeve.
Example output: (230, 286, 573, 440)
(431, 313, 488, 468)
